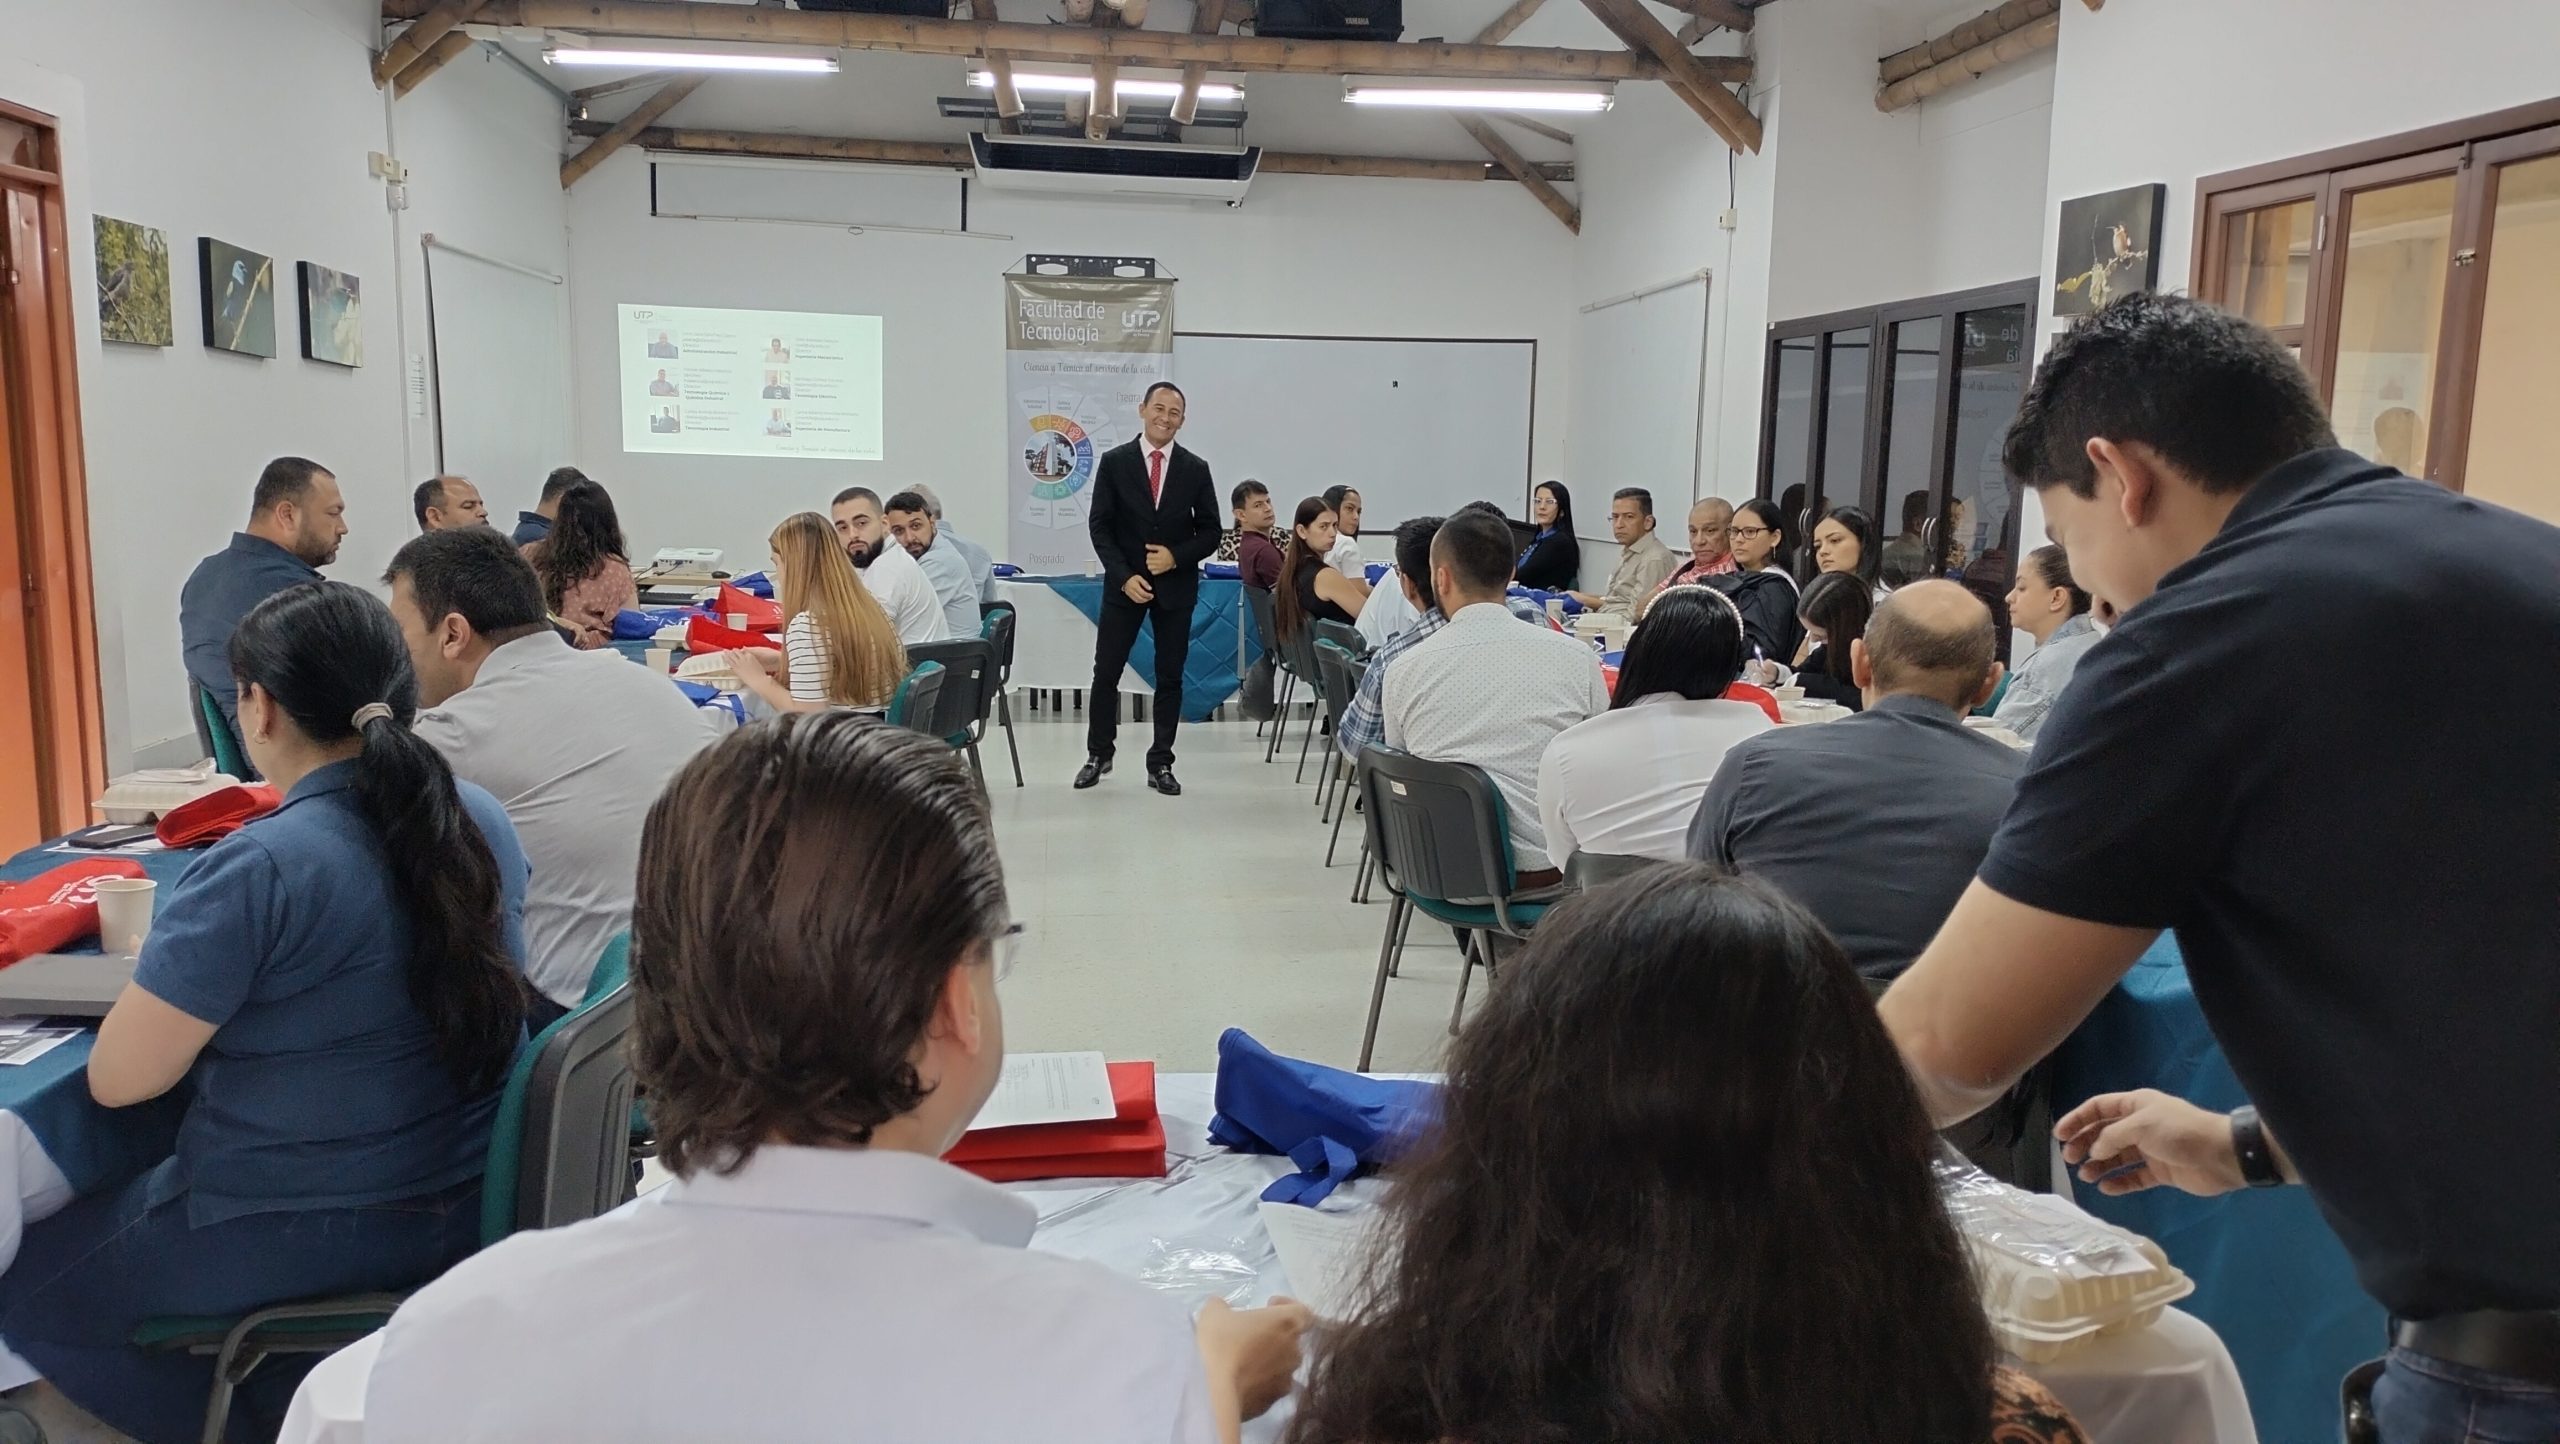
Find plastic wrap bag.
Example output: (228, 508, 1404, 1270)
(1935, 1151, 2193, 1362)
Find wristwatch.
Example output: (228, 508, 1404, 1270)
(2230, 1105, 2286, 1188)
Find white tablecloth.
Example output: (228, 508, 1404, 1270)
(279, 1075, 2253, 1444)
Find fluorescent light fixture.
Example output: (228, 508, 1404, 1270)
(544, 48, 839, 74)
(1341, 82, 1612, 112)
(967, 70, 1243, 103)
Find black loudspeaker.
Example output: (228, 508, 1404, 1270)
(1254, 0, 1403, 41)
(796, 0, 948, 14)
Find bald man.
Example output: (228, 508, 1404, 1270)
(1653, 498, 1738, 598)
(413, 475, 488, 532)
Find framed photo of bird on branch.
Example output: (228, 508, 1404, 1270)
(198, 236, 277, 358)
(2052, 183, 2163, 319)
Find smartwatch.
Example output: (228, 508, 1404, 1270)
(2230, 1105, 2286, 1189)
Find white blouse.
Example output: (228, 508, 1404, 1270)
(1537, 694, 1776, 864)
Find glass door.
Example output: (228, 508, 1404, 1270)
(1877, 314, 1944, 586)
(2439, 132, 2560, 516)
(1943, 304, 2031, 587)
(2319, 154, 2461, 477)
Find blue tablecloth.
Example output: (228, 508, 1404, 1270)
(1039, 576, 1255, 722)
(2053, 936, 2383, 1444)
(0, 843, 196, 1192)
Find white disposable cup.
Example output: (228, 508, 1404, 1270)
(725, 612, 747, 630)
(645, 647, 674, 673)
(93, 877, 157, 958)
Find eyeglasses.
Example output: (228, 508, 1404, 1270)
(993, 923, 1025, 982)
(1729, 525, 1774, 540)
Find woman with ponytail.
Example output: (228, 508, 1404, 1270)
(0, 581, 531, 1443)
(522, 478, 639, 649)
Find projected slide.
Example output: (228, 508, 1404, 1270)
(617, 303, 884, 461)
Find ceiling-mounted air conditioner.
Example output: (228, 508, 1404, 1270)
(968, 134, 1261, 203)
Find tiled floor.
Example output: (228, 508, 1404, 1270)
(986, 699, 1473, 1076)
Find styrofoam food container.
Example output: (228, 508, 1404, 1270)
(1942, 1160, 2195, 1363)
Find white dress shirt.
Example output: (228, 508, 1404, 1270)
(914, 532, 984, 639)
(861, 535, 951, 645)
(1537, 693, 1775, 865)
(1355, 570, 1421, 647)
(1381, 601, 1609, 873)
(364, 1146, 1219, 1444)
(413, 633, 724, 1004)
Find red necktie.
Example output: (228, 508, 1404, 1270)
(1148, 449, 1165, 506)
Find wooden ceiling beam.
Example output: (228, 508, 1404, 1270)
(1877, 10, 2058, 111)
(1455, 115, 1578, 232)
(1647, 0, 1753, 32)
(1170, 0, 1228, 126)
(446, 0, 1691, 82)
(375, 0, 488, 88)
(391, 31, 479, 97)
(571, 70, 680, 105)
(1492, 111, 1576, 145)
(1088, 58, 1119, 138)
(1469, 0, 1552, 45)
(1880, 0, 2056, 84)
(569, 121, 1575, 184)
(1579, 0, 1759, 151)
(560, 74, 707, 188)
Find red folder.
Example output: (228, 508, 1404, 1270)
(0, 858, 151, 967)
(154, 784, 282, 848)
(715, 584, 783, 633)
(683, 615, 784, 657)
(946, 1060, 1168, 1183)
(1724, 681, 1782, 723)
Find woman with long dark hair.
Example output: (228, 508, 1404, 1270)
(1272, 497, 1369, 644)
(1513, 481, 1580, 591)
(1287, 865, 2089, 1444)
(1788, 569, 1875, 711)
(0, 582, 529, 1443)
(1812, 503, 1884, 594)
(1719, 496, 1804, 666)
(1536, 586, 1772, 863)
(523, 478, 638, 649)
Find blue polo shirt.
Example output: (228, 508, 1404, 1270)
(134, 760, 531, 1226)
(1980, 448, 2560, 1319)
(510, 511, 551, 548)
(178, 533, 320, 739)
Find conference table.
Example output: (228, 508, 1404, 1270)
(279, 1074, 2254, 1444)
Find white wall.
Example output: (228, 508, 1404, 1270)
(0, 0, 568, 763)
(563, 149, 1581, 571)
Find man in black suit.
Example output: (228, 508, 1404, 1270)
(1078, 381, 1221, 796)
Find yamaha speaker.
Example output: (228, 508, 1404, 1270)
(1253, 0, 1403, 41)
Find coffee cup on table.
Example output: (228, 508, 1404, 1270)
(92, 877, 157, 958)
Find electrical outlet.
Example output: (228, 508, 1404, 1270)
(1718, 207, 1739, 231)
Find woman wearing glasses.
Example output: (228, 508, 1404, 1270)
(1718, 497, 1804, 668)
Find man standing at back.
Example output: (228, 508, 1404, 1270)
(180, 456, 345, 744)
(386, 527, 723, 1028)
(1078, 382, 1222, 797)
(1569, 488, 1679, 618)
(1878, 293, 2560, 1438)
(832, 487, 949, 646)
(412, 475, 487, 533)
(885, 489, 982, 639)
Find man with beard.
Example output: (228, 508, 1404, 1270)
(831, 486, 949, 645)
(180, 456, 348, 748)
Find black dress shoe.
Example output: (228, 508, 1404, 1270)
(1147, 766, 1182, 797)
(1074, 756, 1112, 789)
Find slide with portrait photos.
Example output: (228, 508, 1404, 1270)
(618, 302, 884, 461)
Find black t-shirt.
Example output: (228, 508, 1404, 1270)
(1979, 448, 2560, 1320)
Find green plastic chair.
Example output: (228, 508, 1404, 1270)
(134, 939, 638, 1443)
(191, 680, 249, 779)
(885, 660, 947, 732)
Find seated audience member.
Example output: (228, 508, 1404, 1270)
(412, 475, 487, 532)
(180, 456, 345, 744)
(364, 716, 1311, 1443)
(907, 484, 996, 604)
(0, 583, 527, 1444)
(832, 486, 950, 645)
(520, 480, 638, 650)
(1569, 488, 1679, 617)
(1513, 481, 1580, 592)
(1688, 580, 2016, 985)
(1230, 480, 1283, 590)
(1352, 564, 1421, 647)
(1812, 504, 1885, 597)
(1880, 490, 1933, 587)
(1775, 570, 1875, 710)
(1285, 865, 2089, 1444)
(388, 528, 722, 1026)
(1646, 497, 1738, 609)
(1383, 509, 1609, 887)
(1274, 497, 1370, 644)
(731, 511, 909, 715)
(1994, 544, 2100, 741)
(1537, 586, 1772, 865)
(1713, 496, 1804, 662)
(511, 466, 584, 547)
(884, 489, 983, 639)
(1322, 485, 1367, 578)
(1337, 516, 1447, 763)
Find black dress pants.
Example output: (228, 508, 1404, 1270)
(1088, 579, 1196, 768)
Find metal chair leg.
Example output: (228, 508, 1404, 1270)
(1389, 891, 1412, 974)
(1325, 775, 1356, 865)
(997, 690, 1024, 788)
(964, 739, 987, 793)
(1358, 895, 1408, 1071)
(1295, 700, 1320, 783)
(1318, 747, 1341, 818)
(1449, 929, 1482, 1034)
(1352, 838, 1374, 903)
(1265, 673, 1296, 762)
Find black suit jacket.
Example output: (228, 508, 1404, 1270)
(1088, 438, 1220, 595)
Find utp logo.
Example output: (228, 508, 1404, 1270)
(1122, 308, 1163, 329)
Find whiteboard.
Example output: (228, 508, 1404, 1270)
(1566, 275, 1710, 540)
(1167, 333, 1535, 529)
(427, 241, 573, 497)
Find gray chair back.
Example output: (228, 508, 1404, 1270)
(1357, 747, 1520, 913)
(512, 984, 638, 1234)
(1313, 617, 1368, 658)
(1313, 640, 1361, 731)
(905, 637, 996, 740)
(887, 661, 947, 732)
(1242, 584, 1285, 672)
(980, 602, 1018, 682)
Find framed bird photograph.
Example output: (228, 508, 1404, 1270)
(298, 262, 363, 367)
(198, 236, 277, 358)
(93, 216, 173, 347)
(2052, 183, 2164, 318)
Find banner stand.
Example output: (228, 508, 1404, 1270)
(1003, 257, 1178, 576)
